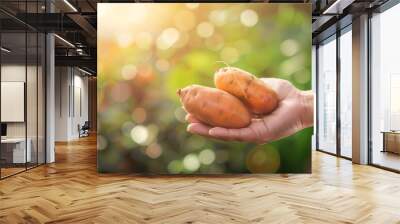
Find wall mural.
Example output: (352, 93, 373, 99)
(98, 3, 312, 174)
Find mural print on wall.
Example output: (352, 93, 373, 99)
(98, 3, 312, 174)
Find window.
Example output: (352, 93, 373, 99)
(0, 1, 46, 179)
(339, 27, 352, 158)
(370, 3, 400, 171)
(317, 35, 337, 154)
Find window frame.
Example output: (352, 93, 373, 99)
(367, 0, 400, 173)
(315, 22, 353, 160)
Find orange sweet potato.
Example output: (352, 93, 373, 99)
(214, 67, 278, 115)
(177, 85, 251, 128)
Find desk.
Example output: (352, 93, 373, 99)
(381, 131, 400, 154)
(1, 138, 31, 163)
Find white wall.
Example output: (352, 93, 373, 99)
(1, 65, 36, 137)
(72, 73, 89, 138)
(55, 67, 69, 141)
(55, 67, 89, 141)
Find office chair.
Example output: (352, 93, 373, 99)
(79, 121, 90, 138)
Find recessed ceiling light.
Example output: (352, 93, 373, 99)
(322, 0, 354, 15)
(54, 34, 75, 48)
(78, 67, 93, 76)
(1, 47, 11, 53)
(63, 0, 78, 12)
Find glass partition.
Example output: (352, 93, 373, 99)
(27, 30, 38, 169)
(0, 2, 46, 179)
(339, 27, 352, 158)
(370, 4, 400, 171)
(317, 35, 337, 154)
(38, 32, 45, 165)
(1, 30, 28, 177)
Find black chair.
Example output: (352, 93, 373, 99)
(79, 121, 90, 138)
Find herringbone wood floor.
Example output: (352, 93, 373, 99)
(1, 135, 400, 224)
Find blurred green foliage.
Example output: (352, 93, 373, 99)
(98, 3, 312, 174)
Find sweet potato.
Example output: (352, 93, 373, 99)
(214, 67, 278, 115)
(177, 85, 251, 128)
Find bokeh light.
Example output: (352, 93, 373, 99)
(196, 22, 214, 38)
(121, 64, 137, 80)
(130, 125, 149, 145)
(157, 28, 180, 50)
(198, 149, 216, 165)
(209, 10, 227, 27)
(240, 9, 259, 27)
(280, 39, 299, 57)
(183, 154, 200, 172)
(246, 146, 280, 173)
(168, 160, 183, 174)
(146, 143, 162, 159)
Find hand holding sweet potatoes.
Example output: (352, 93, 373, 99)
(186, 78, 314, 144)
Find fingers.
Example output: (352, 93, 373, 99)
(185, 114, 262, 143)
(185, 114, 216, 138)
(208, 127, 260, 143)
(187, 123, 211, 136)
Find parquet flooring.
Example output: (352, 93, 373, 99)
(1, 135, 400, 223)
(1, 167, 26, 178)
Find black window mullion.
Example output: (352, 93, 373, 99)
(315, 44, 319, 151)
(36, 0, 39, 167)
(0, 21, 2, 179)
(336, 27, 341, 157)
(25, 0, 28, 171)
(367, 11, 373, 165)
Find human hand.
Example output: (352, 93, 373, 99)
(185, 78, 313, 144)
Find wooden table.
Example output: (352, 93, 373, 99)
(381, 131, 400, 154)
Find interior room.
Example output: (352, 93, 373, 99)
(0, 0, 399, 223)
(370, 3, 400, 171)
(0, 12, 46, 178)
